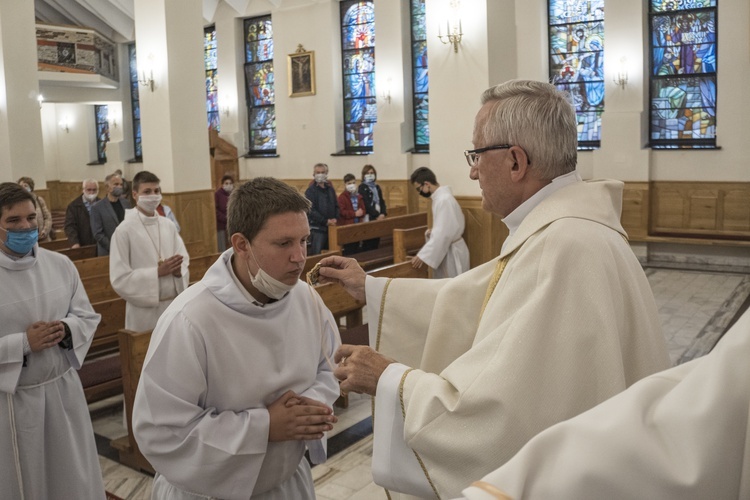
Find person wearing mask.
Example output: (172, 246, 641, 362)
(358, 164, 387, 251)
(133, 177, 340, 499)
(337, 173, 366, 255)
(156, 202, 180, 232)
(304, 163, 339, 255)
(17, 177, 53, 242)
(215, 175, 234, 252)
(109, 170, 189, 332)
(90, 173, 130, 256)
(0, 182, 105, 499)
(64, 178, 100, 248)
(410, 167, 470, 278)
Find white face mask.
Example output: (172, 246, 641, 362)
(223, 183, 234, 193)
(137, 194, 162, 214)
(364, 174, 375, 183)
(83, 193, 98, 203)
(314, 173, 328, 184)
(246, 245, 296, 300)
(346, 183, 357, 194)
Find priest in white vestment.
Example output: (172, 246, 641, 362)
(110, 171, 189, 332)
(319, 81, 670, 499)
(133, 177, 341, 499)
(0, 183, 105, 500)
(462, 307, 750, 500)
(410, 167, 470, 278)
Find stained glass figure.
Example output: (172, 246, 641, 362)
(549, 0, 604, 150)
(244, 15, 276, 154)
(128, 43, 142, 160)
(340, 1, 376, 152)
(411, 0, 429, 150)
(649, 0, 717, 148)
(94, 105, 109, 163)
(204, 26, 220, 132)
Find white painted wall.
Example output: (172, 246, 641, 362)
(31, 0, 750, 191)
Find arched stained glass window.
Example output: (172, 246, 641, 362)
(411, 0, 429, 151)
(205, 25, 220, 132)
(244, 15, 276, 155)
(94, 104, 109, 164)
(548, 0, 604, 150)
(340, 0, 376, 153)
(649, 0, 717, 149)
(128, 43, 142, 161)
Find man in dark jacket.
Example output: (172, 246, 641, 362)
(304, 163, 339, 255)
(64, 178, 100, 248)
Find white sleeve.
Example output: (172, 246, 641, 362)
(110, 227, 161, 308)
(365, 276, 389, 347)
(60, 267, 101, 369)
(0, 332, 25, 394)
(371, 363, 433, 497)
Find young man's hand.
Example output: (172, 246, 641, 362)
(268, 391, 337, 442)
(26, 321, 65, 352)
(158, 255, 183, 277)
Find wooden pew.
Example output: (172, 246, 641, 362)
(393, 225, 427, 264)
(77, 298, 126, 403)
(58, 244, 97, 260)
(328, 212, 428, 270)
(111, 329, 155, 474)
(40, 238, 71, 251)
(388, 205, 408, 217)
(75, 255, 109, 277)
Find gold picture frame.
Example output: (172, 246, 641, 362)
(288, 45, 316, 97)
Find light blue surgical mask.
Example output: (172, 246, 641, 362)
(1, 226, 38, 255)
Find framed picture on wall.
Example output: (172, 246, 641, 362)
(288, 45, 316, 97)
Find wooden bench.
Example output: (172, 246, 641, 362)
(77, 298, 126, 403)
(59, 245, 97, 260)
(111, 329, 155, 474)
(393, 225, 427, 264)
(328, 212, 428, 270)
(40, 238, 72, 251)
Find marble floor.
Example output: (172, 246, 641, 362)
(94, 264, 750, 499)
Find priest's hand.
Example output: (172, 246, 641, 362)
(334, 345, 394, 396)
(268, 390, 337, 442)
(26, 321, 65, 352)
(317, 256, 366, 303)
(158, 255, 183, 277)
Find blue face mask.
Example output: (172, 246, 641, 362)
(1, 227, 39, 255)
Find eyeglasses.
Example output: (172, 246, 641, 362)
(463, 144, 512, 167)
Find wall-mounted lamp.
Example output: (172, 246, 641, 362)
(437, 0, 463, 53)
(614, 57, 629, 89)
(37, 94, 44, 108)
(139, 69, 155, 92)
(221, 94, 231, 117)
(380, 77, 392, 105)
(59, 117, 70, 133)
(108, 113, 118, 129)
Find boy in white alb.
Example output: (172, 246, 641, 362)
(109, 170, 189, 332)
(133, 177, 341, 499)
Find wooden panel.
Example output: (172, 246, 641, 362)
(621, 182, 649, 239)
(328, 213, 427, 249)
(456, 196, 507, 268)
(162, 190, 216, 258)
(393, 226, 427, 263)
(75, 256, 109, 277)
(650, 181, 750, 239)
(59, 245, 97, 260)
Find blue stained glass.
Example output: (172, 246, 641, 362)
(344, 73, 375, 99)
(649, 0, 716, 147)
(244, 15, 275, 154)
(340, 1, 375, 151)
(651, 0, 715, 12)
(204, 26, 219, 131)
(411, 0, 429, 149)
(205, 48, 217, 71)
(246, 40, 273, 63)
(206, 93, 218, 113)
(343, 49, 375, 75)
(651, 11, 715, 75)
(548, 0, 604, 148)
(549, 0, 604, 25)
(94, 104, 109, 163)
(128, 43, 142, 160)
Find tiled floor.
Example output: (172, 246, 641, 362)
(96, 265, 750, 499)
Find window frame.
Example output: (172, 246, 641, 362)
(243, 15, 277, 157)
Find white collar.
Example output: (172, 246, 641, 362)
(501, 170, 581, 253)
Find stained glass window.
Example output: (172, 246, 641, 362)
(244, 15, 276, 155)
(340, 1, 376, 153)
(205, 25, 220, 132)
(128, 43, 142, 161)
(411, 0, 429, 151)
(94, 105, 109, 163)
(649, 0, 717, 149)
(548, 0, 604, 150)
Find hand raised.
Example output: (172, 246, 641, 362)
(317, 256, 366, 302)
(268, 390, 337, 442)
